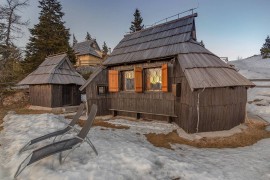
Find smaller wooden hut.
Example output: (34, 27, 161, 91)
(73, 39, 103, 66)
(19, 54, 85, 108)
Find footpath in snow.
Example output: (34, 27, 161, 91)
(0, 112, 270, 180)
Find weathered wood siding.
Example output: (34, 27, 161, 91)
(85, 57, 248, 133)
(76, 54, 103, 66)
(85, 70, 110, 116)
(30, 85, 52, 107)
(51, 85, 81, 107)
(172, 59, 247, 133)
(30, 84, 81, 108)
(51, 85, 62, 107)
(72, 85, 82, 106)
(180, 85, 247, 133)
(109, 60, 175, 118)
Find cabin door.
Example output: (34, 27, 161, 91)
(62, 85, 72, 106)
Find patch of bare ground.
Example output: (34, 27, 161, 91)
(0, 90, 56, 132)
(248, 99, 263, 104)
(77, 119, 130, 130)
(15, 106, 56, 115)
(145, 119, 270, 149)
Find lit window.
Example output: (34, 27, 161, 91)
(123, 71, 134, 91)
(146, 68, 162, 91)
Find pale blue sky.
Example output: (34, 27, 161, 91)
(16, 0, 269, 60)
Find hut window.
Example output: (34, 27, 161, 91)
(145, 68, 162, 91)
(123, 70, 134, 91)
(97, 85, 107, 95)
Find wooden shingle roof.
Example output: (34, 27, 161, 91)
(19, 54, 85, 85)
(103, 13, 198, 65)
(178, 53, 255, 91)
(73, 40, 102, 58)
(84, 13, 254, 90)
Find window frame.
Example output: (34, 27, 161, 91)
(144, 67, 163, 92)
(96, 84, 108, 95)
(121, 70, 135, 92)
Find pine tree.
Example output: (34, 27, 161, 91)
(102, 41, 109, 56)
(73, 34, 77, 46)
(85, 32, 92, 40)
(23, 0, 75, 74)
(260, 35, 270, 59)
(130, 8, 144, 32)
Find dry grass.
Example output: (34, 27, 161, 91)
(77, 119, 130, 130)
(0, 105, 54, 131)
(15, 107, 56, 115)
(145, 119, 270, 149)
(0, 90, 58, 132)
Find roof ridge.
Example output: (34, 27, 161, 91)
(46, 52, 67, 58)
(124, 13, 197, 37)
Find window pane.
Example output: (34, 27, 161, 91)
(123, 71, 134, 91)
(146, 68, 162, 91)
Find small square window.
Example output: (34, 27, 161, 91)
(145, 68, 162, 91)
(122, 71, 134, 91)
(97, 85, 107, 95)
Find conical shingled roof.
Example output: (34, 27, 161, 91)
(19, 54, 85, 85)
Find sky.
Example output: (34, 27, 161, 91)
(13, 0, 270, 61)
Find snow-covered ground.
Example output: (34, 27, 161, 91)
(231, 55, 270, 79)
(0, 55, 269, 180)
(1, 112, 270, 180)
(231, 55, 270, 122)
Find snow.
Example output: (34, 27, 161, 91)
(231, 55, 270, 123)
(0, 55, 270, 179)
(231, 55, 270, 79)
(1, 112, 270, 180)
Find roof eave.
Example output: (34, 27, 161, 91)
(191, 84, 256, 92)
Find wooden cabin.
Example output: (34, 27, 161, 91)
(80, 13, 255, 133)
(19, 54, 85, 108)
(73, 39, 103, 66)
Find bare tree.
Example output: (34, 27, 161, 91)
(0, 0, 28, 80)
(0, 0, 29, 47)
